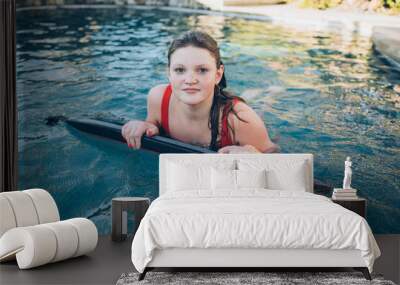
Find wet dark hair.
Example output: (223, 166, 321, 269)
(167, 30, 248, 151)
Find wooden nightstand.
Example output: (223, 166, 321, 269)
(111, 197, 150, 242)
(331, 197, 366, 218)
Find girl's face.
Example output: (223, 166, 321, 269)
(168, 46, 224, 106)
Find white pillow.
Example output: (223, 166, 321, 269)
(265, 163, 307, 191)
(168, 162, 212, 191)
(237, 159, 309, 191)
(167, 158, 236, 171)
(167, 158, 236, 192)
(236, 169, 267, 189)
(211, 168, 268, 191)
(211, 168, 236, 190)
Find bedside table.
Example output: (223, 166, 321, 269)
(111, 197, 150, 242)
(331, 197, 366, 218)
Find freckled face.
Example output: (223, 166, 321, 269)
(168, 46, 223, 105)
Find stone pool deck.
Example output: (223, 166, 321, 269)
(222, 4, 400, 37)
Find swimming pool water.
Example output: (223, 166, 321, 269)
(16, 6, 400, 234)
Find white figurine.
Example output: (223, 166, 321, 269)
(342, 156, 352, 190)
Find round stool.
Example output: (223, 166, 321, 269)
(111, 197, 150, 242)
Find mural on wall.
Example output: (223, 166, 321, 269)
(17, 7, 399, 235)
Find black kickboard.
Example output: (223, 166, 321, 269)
(66, 118, 214, 153)
(66, 118, 333, 192)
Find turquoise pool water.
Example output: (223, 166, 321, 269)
(17, 7, 399, 234)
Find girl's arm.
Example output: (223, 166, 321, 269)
(218, 102, 279, 154)
(121, 84, 166, 148)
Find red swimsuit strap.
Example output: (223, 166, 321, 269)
(220, 98, 239, 148)
(161, 84, 172, 136)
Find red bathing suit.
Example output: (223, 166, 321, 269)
(160, 84, 239, 149)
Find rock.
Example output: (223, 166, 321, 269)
(368, 0, 381, 12)
(372, 27, 400, 70)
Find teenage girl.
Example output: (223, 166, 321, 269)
(122, 30, 279, 154)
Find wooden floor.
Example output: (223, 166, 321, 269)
(0, 235, 399, 285)
(0, 235, 134, 285)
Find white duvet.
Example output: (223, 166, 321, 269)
(131, 189, 380, 273)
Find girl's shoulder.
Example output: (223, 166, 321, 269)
(227, 98, 260, 130)
(230, 97, 248, 114)
(146, 84, 169, 124)
(148, 83, 169, 103)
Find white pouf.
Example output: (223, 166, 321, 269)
(0, 189, 98, 269)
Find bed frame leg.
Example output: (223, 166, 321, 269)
(138, 268, 148, 281)
(354, 267, 371, 280)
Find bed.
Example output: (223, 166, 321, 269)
(131, 153, 381, 281)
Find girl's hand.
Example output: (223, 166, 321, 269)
(121, 120, 159, 149)
(218, 144, 260, 154)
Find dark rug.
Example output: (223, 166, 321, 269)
(116, 271, 396, 285)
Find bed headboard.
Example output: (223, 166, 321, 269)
(159, 153, 314, 196)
